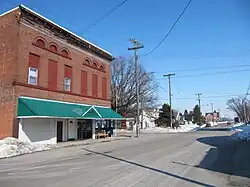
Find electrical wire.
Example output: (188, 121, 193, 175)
(156, 69, 250, 80)
(144, 0, 193, 56)
(78, 0, 129, 34)
(152, 64, 250, 74)
(158, 94, 246, 101)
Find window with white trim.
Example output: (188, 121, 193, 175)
(28, 67, 38, 85)
(64, 77, 71, 91)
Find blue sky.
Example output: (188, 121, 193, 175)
(1, 0, 250, 117)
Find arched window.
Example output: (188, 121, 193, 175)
(49, 44, 58, 53)
(92, 62, 98, 69)
(100, 64, 105, 71)
(61, 49, 69, 58)
(36, 39, 45, 48)
(85, 58, 91, 65)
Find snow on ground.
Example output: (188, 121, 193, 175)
(141, 123, 205, 133)
(115, 129, 132, 133)
(210, 122, 218, 126)
(232, 122, 245, 127)
(232, 125, 250, 141)
(0, 137, 55, 159)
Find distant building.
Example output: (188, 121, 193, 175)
(205, 112, 220, 122)
(140, 108, 159, 129)
(120, 108, 159, 130)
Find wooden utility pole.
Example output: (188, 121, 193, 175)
(210, 103, 214, 113)
(128, 38, 144, 137)
(196, 93, 202, 123)
(163, 73, 175, 128)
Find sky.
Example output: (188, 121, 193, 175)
(1, 0, 250, 117)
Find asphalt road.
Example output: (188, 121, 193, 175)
(0, 131, 250, 187)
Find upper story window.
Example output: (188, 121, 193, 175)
(85, 58, 91, 65)
(28, 53, 39, 85)
(36, 39, 45, 48)
(100, 64, 105, 71)
(49, 44, 58, 53)
(64, 77, 71, 91)
(28, 67, 38, 85)
(93, 62, 98, 69)
(61, 49, 69, 58)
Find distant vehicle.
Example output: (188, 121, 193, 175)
(206, 123, 212, 127)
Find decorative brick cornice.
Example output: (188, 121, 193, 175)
(20, 5, 113, 62)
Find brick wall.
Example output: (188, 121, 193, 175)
(16, 20, 111, 107)
(0, 8, 112, 139)
(0, 10, 20, 139)
(15, 85, 111, 106)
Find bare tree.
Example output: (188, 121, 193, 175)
(227, 97, 250, 121)
(111, 56, 158, 116)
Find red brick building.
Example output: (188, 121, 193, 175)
(0, 5, 121, 143)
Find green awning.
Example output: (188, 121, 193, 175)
(17, 97, 123, 119)
(94, 106, 123, 119)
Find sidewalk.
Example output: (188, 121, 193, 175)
(57, 136, 132, 148)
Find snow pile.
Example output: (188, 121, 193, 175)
(0, 137, 55, 159)
(115, 129, 132, 133)
(210, 122, 218, 126)
(141, 123, 204, 133)
(232, 125, 250, 141)
(233, 122, 245, 127)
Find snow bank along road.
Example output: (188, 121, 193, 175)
(0, 131, 250, 187)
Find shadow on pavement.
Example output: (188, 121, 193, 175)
(196, 136, 250, 180)
(82, 148, 215, 187)
(171, 136, 250, 186)
(197, 128, 231, 132)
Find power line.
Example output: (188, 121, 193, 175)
(78, 0, 129, 34)
(159, 94, 246, 100)
(152, 64, 250, 74)
(144, 0, 193, 56)
(175, 69, 250, 78)
(156, 69, 250, 80)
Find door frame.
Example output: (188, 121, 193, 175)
(56, 119, 68, 142)
(56, 120, 63, 142)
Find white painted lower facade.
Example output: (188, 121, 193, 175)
(18, 118, 94, 144)
(18, 118, 57, 144)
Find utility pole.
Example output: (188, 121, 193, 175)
(128, 38, 144, 138)
(163, 73, 176, 128)
(141, 96, 144, 129)
(243, 82, 250, 122)
(210, 103, 214, 113)
(196, 93, 202, 124)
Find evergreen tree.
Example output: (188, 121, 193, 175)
(193, 105, 202, 124)
(184, 110, 189, 120)
(188, 111, 193, 122)
(157, 103, 172, 127)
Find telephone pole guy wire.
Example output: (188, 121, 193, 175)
(128, 38, 144, 138)
(144, 0, 193, 56)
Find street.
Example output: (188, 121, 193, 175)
(0, 131, 250, 187)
